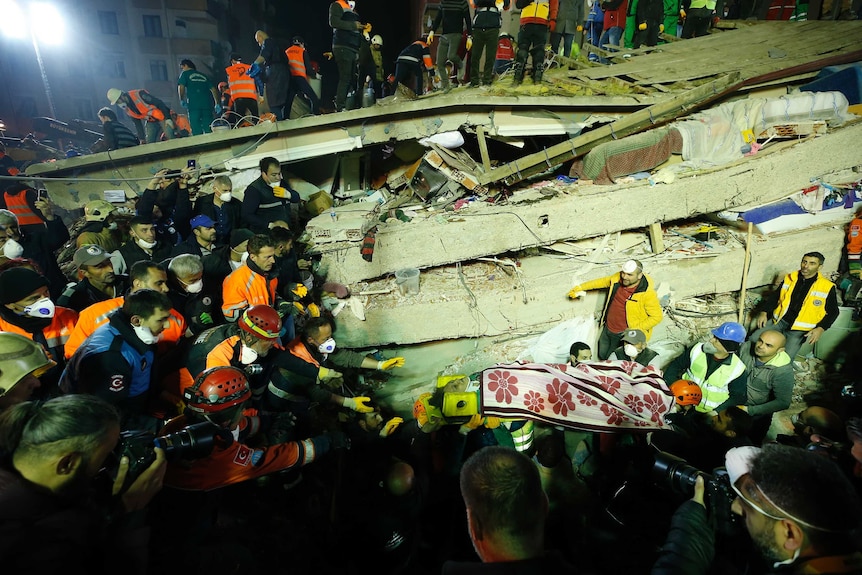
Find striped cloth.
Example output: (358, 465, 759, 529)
(480, 360, 674, 432)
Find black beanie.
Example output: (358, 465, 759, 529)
(0, 267, 49, 304)
(230, 228, 254, 248)
(717, 337, 740, 353)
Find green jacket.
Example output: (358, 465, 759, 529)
(738, 342, 794, 417)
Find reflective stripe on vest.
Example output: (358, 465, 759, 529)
(285, 45, 307, 78)
(126, 90, 165, 122)
(3, 190, 43, 226)
(505, 420, 535, 452)
(225, 63, 258, 101)
(267, 381, 301, 401)
(685, 344, 745, 413)
(773, 272, 834, 331)
(521, 0, 550, 20)
(258, 201, 283, 209)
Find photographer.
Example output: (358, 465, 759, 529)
(0, 395, 166, 574)
(653, 444, 862, 575)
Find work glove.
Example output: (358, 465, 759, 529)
(380, 417, 404, 437)
(198, 312, 214, 326)
(427, 30, 434, 44)
(577, 24, 584, 31)
(318, 366, 342, 382)
(484, 416, 501, 429)
(377, 357, 405, 371)
(277, 299, 294, 318)
(459, 414, 484, 435)
(342, 396, 374, 413)
(638, 22, 647, 30)
(323, 51, 333, 60)
(289, 283, 308, 300)
(567, 288, 586, 299)
(306, 303, 321, 318)
(466, 35, 473, 50)
(680, 8, 686, 18)
(660, 24, 665, 32)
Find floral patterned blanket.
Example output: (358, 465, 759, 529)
(479, 360, 674, 432)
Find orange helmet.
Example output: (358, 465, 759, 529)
(669, 380, 702, 406)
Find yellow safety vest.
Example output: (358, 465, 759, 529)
(772, 272, 834, 331)
(684, 343, 745, 413)
(521, 0, 551, 19)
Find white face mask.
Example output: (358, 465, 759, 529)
(23, 297, 55, 318)
(624, 344, 639, 358)
(219, 192, 233, 202)
(133, 324, 158, 345)
(240, 343, 258, 365)
(184, 279, 203, 294)
(267, 180, 281, 189)
(2, 238, 24, 259)
(318, 337, 336, 354)
(135, 236, 157, 250)
(107, 222, 118, 231)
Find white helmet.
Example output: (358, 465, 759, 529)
(107, 88, 123, 104)
(371, 35, 383, 47)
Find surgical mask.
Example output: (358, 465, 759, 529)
(317, 337, 336, 354)
(135, 236, 157, 250)
(267, 180, 280, 188)
(240, 343, 258, 365)
(624, 344, 639, 358)
(184, 279, 203, 294)
(2, 238, 24, 259)
(107, 222, 118, 231)
(23, 297, 55, 318)
(133, 325, 158, 345)
(219, 192, 233, 202)
(702, 341, 718, 354)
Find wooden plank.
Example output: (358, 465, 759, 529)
(649, 222, 665, 254)
(476, 125, 492, 172)
(477, 72, 742, 186)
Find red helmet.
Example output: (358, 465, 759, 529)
(669, 380, 702, 406)
(184, 366, 250, 414)
(218, 81, 228, 91)
(239, 305, 281, 340)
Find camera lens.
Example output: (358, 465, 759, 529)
(652, 451, 704, 495)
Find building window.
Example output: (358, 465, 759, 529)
(150, 59, 168, 81)
(73, 99, 93, 120)
(98, 11, 119, 35)
(143, 15, 162, 37)
(98, 59, 126, 78)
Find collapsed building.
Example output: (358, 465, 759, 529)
(26, 20, 862, 420)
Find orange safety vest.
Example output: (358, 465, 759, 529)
(0, 307, 78, 364)
(221, 264, 278, 321)
(125, 89, 166, 122)
(285, 45, 308, 79)
(225, 63, 258, 101)
(64, 296, 187, 359)
(3, 189, 44, 226)
(287, 337, 320, 367)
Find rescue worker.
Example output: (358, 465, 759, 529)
(166, 253, 222, 337)
(679, 321, 748, 414)
(0, 184, 47, 236)
(177, 59, 220, 136)
(394, 34, 437, 97)
(63, 260, 182, 360)
(329, 0, 366, 112)
(750, 251, 839, 363)
(96, 107, 140, 151)
(0, 332, 55, 411)
(284, 36, 321, 117)
(608, 328, 662, 369)
(192, 175, 241, 248)
(225, 53, 259, 122)
(76, 199, 121, 251)
(0, 267, 77, 396)
(57, 244, 128, 313)
(513, 0, 559, 86)
(847, 205, 862, 278)
(0, 204, 69, 300)
(252, 30, 291, 121)
(369, 34, 387, 97)
(470, 0, 511, 88)
(239, 156, 299, 234)
(60, 288, 174, 432)
(679, 0, 715, 38)
(117, 214, 173, 274)
(431, 0, 472, 93)
(107, 87, 175, 144)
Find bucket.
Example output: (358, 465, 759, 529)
(395, 268, 420, 296)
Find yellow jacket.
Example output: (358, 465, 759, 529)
(572, 273, 663, 339)
(772, 271, 835, 331)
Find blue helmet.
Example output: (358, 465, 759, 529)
(711, 322, 746, 343)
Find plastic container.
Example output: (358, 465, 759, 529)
(395, 268, 420, 296)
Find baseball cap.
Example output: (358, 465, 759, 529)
(190, 214, 215, 229)
(621, 329, 646, 345)
(73, 244, 111, 268)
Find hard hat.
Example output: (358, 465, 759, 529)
(669, 379, 702, 407)
(84, 199, 116, 222)
(371, 34, 383, 46)
(239, 304, 282, 340)
(217, 81, 228, 91)
(0, 333, 55, 395)
(184, 366, 250, 414)
(711, 321, 747, 344)
(106, 88, 123, 105)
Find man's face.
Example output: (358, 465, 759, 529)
(177, 271, 203, 291)
(710, 336, 729, 355)
(261, 165, 282, 186)
(250, 246, 276, 272)
(570, 349, 592, 365)
(754, 331, 784, 362)
(55, 423, 121, 499)
(5, 286, 49, 314)
(231, 240, 249, 262)
(799, 256, 822, 279)
(131, 223, 156, 243)
(213, 181, 233, 197)
(138, 307, 172, 336)
(134, 270, 169, 294)
(307, 324, 334, 351)
(708, 410, 734, 435)
(0, 222, 21, 242)
(82, 260, 116, 286)
(730, 476, 787, 563)
(620, 269, 643, 287)
(194, 226, 217, 245)
(274, 240, 292, 258)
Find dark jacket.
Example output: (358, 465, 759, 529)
(117, 239, 172, 273)
(432, 0, 473, 34)
(201, 244, 236, 287)
(20, 217, 70, 300)
(137, 183, 192, 244)
(737, 342, 794, 417)
(56, 276, 129, 313)
(102, 119, 140, 150)
(169, 235, 211, 259)
(240, 175, 298, 234)
(473, 0, 510, 29)
(192, 194, 241, 247)
(167, 281, 223, 337)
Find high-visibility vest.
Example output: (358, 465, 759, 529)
(225, 63, 258, 101)
(0, 307, 78, 364)
(522, 0, 551, 20)
(285, 45, 308, 78)
(125, 90, 165, 122)
(2, 189, 44, 226)
(684, 343, 745, 413)
(772, 272, 835, 331)
(503, 419, 535, 452)
(221, 264, 277, 321)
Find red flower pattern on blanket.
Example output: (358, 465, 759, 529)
(486, 370, 519, 403)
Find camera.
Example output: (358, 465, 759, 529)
(164, 169, 182, 178)
(105, 421, 218, 493)
(652, 450, 739, 536)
